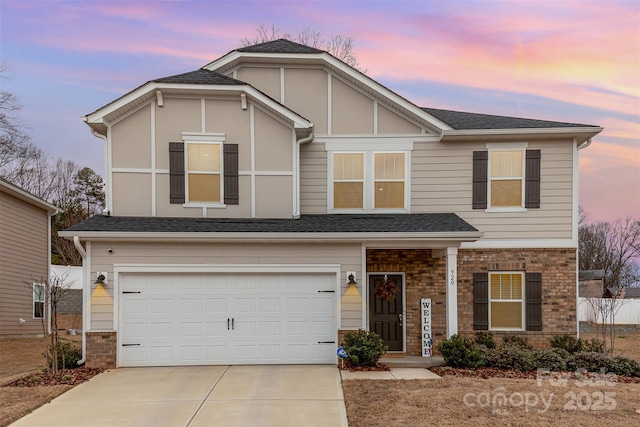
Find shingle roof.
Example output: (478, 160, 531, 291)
(237, 39, 324, 54)
(65, 213, 478, 234)
(152, 69, 244, 85)
(422, 107, 597, 130)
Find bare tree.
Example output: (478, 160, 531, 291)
(579, 213, 640, 290)
(240, 23, 364, 71)
(28, 274, 75, 374)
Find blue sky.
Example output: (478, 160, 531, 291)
(1, 0, 638, 222)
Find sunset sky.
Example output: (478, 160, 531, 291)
(1, 0, 638, 223)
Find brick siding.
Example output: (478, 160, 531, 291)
(86, 331, 116, 369)
(366, 248, 577, 356)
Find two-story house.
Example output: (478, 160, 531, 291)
(62, 40, 602, 369)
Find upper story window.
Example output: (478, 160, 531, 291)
(472, 145, 540, 211)
(329, 151, 408, 212)
(33, 283, 44, 319)
(168, 133, 238, 207)
(489, 150, 523, 208)
(187, 143, 222, 203)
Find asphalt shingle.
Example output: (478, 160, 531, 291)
(237, 38, 324, 54)
(422, 107, 597, 130)
(65, 213, 478, 234)
(152, 69, 244, 85)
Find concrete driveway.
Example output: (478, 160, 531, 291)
(11, 365, 348, 427)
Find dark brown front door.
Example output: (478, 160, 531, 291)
(369, 274, 403, 351)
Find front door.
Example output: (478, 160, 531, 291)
(369, 274, 403, 351)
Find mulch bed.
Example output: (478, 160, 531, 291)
(5, 367, 104, 387)
(430, 366, 640, 383)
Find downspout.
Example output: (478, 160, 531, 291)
(73, 236, 88, 365)
(575, 137, 591, 337)
(293, 127, 314, 219)
(47, 210, 58, 335)
(577, 137, 592, 150)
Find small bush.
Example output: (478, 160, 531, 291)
(549, 335, 583, 353)
(605, 356, 640, 377)
(342, 330, 388, 367)
(475, 332, 496, 349)
(436, 335, 485, 368)
(583, 338, 604, 353)
(487, 345, 536, 371)
(568, 351, 610, 373)
(501, 335, 531, 349)
(45, 342, 83, 370)
(532, 348, 568, 372)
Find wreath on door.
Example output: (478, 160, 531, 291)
(375, 275, 398, 301)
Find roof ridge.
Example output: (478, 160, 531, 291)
(237, 38, 324, 54)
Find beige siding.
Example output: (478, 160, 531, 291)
(284, 68, 329, 135)
(111, 105, 152, 169)
(89, 242, 364, 330)
(331, 77, 374, 134)
(237, 67, 281, 102)
(112, 173, 152, 216)
(254, 108, 293, 171)
(378, 105, 422, 134)
(255, 176, 293, 218)
(411, 140, 574, 240)
(300, 142, 328, 214)
(155, 98, 201, 169)
(0, 192, 49, 335)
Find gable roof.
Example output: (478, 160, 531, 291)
(237, 39, 324, 54)
(61, 213, 482, 243)
(0, 178, 58, 214)
(422, 107, 596, 130)
(152, 69, 244, 85)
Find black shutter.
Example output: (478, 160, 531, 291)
(223, 144, 239, 205)
(472, 151, 488, 209)
(473, 272, 489, 330)
(525, 149, 541, 208)
(169, 142, 185, 204)
(525, 272, 542, 331)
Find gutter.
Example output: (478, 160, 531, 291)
(293, 127, 314, 219)
(577, 137, 593, 150)
(73, 236, 88, 365)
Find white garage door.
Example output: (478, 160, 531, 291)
(119, 272, 337, 367)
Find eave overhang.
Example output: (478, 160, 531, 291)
(440, 126, 603, 145)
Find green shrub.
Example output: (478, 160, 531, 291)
(474, 332, 496, 349)
(487, 345, 536, 371)
(568, 351, 610, 373)
(436, 335, 485, 368)
(342, 330, 388, 367)
(549, 335, 583, 353)
(583, 338, 604, 353)
(606, 356, 640, 377)
(532, 348, 568, 372)
(501, 335, 531, 350)
(45, 342, 83, 370)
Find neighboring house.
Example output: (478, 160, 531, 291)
(61, 39, 603, 368)
(0, 178, 58, 337)
(51, 265, 84, 331)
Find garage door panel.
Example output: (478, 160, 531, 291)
(120, 272, 336, 366)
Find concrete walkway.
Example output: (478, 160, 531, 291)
(340, 367, 441, 380)
(11, 366, 347, 427)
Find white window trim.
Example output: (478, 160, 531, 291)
(33, 283, 45, 319)
(328, 150, 410, 213)
(486, 142, 528, 212)
(183, 135, 226, 208)
(488, 271, 525, 331)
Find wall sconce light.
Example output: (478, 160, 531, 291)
(344, 271, 360, 296)
(94, 272, 108, 287)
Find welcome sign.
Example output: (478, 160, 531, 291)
(421, 298, 432, 357)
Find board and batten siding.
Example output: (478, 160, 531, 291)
(411, 139, 574, 240)
(0, 192, 49, 335)
(109, 95, 296, 218)
(88, 241, 363, 331)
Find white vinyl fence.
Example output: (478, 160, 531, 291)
(578, 297, 640, 325)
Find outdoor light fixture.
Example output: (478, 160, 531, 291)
(347, 273, 357, 286)
(94, 272, 107, 287)
(345, 272, 360, 296)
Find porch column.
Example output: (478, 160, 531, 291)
(446, 247, 458, 338)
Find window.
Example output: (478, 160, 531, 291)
(330, 152, 407, 211)
(472, 148, 541, 210)
(33, 283, 44, 319)
(374, 153, 405, 209)
(489, 273, 524, 330)
(490, 151, 523, 207)
(333, 153, 364, 208)
(187, 143, 222, 203)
